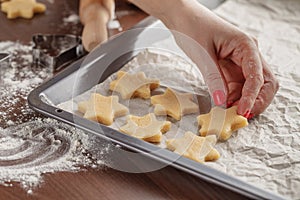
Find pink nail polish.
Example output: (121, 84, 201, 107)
(248, 113, 255, 119)
(226, 101, 234, 108)
(213, 90, 226, 106)
(243, 110, 251, 119)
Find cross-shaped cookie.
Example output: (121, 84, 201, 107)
(109, 71, 160, 99)
(197, 106, 248, 141)
(166, 131, 220, 163)
(120, 113, 171, 143)
(77, 93, 128, 126)
(151, 88, 199, 120)
(1, 0, 46, 19)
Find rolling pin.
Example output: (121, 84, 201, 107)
(80, 0, 115, 52)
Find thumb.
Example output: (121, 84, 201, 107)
(198, 59, 227, 107)
(170, 30, 226, 106)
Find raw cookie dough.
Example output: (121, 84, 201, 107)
(166, 131, 220, 163)
(1, 0, 46, 19)
(120, 113, 171, 143)
(151, 88, 199, 120)
(77, 93, 128, 126)
(109, 71, 160, 99)
(197, 106, 248, 141)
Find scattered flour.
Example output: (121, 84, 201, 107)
(108, 20, 122, 31)
(0, 41, 111, 193)
(63, 14, 80, 24)
(0, 41, 47, 127)
(0, 118, 110, 190)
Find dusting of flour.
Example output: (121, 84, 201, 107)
(0, 41, 111, 193)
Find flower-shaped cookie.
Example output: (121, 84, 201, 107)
(1, 0, 46, 19)
(151, 88, 199, 120)
(166, 131, 220, 163)
(109, 71, 160, 99)
(120, 113, 171, 143)
(78, 93, 128, 126)
(197, 106, 248, 141)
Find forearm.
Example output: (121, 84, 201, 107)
(128, 0, 213, 28)
(127, 0, 182, 24)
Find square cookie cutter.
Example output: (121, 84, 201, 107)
(32, 34, 87, 72)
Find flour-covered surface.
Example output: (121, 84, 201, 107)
(0, 41, 45, 128)
(0, 119, 110, 193)
(0, 41, 111, 193)
(210, 0, 300, 199)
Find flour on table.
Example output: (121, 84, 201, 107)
(0, 41, 47, 127)
(0, 118, 111, 191)
(63, 14, 80, 24)
(0, 41, 111, 193)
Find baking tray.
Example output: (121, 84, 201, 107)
(28, 17, 284, 200)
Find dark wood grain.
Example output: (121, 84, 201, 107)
(0, 0, 249, 199)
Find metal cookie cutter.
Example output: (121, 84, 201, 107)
(0, 53, 11, 83)
(0, 53, 10, 67)
(32, 34, 87, 72)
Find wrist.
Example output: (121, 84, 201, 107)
(157, 1, 211, 35)
(128, 0, 189, 26)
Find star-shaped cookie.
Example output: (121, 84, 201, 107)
(166, 131, 220, 163)
(197, 106, 248, 141)
(120, 113, 171, 143)
(1, 0, 46, 19)
(150, 88, 199, 120)
(77, 93, 128, 126)
(109, 71, 160, 99)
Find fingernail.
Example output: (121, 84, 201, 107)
(243, 110, 251, 119)
(248, 113, 255, 120)
(226, 101, 234, 108)
(213, 90, 226, 106)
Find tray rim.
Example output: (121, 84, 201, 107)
(28, 16, 284, 200)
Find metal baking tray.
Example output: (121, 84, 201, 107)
(28, 16, 284, 200)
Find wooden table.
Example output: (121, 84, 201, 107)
(0, 0, 248, 199)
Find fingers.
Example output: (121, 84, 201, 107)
(204, 68, 227, 106)
(199, 57, 227, 107)
(172, 31, 227, 107)
(218, 59, 244, 105)
(251, 55, 279, 115)
(228, 36, 264, 116)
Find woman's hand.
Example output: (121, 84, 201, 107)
(216, 36, 279, 117)
(129, 0, 279, 118)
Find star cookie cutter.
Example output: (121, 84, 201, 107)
(0, 53, 10, 66)
(32, 34, 87, 72)
(0, 53, 11, 83)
